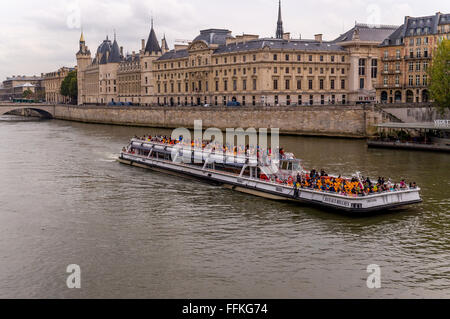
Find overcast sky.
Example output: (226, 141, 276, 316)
(0, 0, 448, 81)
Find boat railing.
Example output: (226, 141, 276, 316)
(131, 138, 275, 165)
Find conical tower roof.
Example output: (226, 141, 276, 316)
(145, 19, 162, 54)
(108, 33, 122, 63)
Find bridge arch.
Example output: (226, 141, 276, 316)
(0, 105, 54, 119)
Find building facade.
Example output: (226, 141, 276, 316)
(76, 2, 448, 107)
(76, 33, 123, 105)
(43, 67, 75, 104)
(377, 12, 450, 103)
(151, 10, 397, 107)
(0, 75, 44, 101)
(117, 53, 141, 104)
(76, 20, 163, 106)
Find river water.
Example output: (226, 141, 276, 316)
(0, 115, 448, 299)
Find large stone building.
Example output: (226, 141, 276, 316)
(152, 1, 396, 107)
(76, 2, 447, 107)
(76, 31, 124, 105)
(0, 75, 44, 101)
(153, 22, 397, 107)
(43, 67, 75, 104)
(76, 20, 165, 106)
(376, 12, 450, 104)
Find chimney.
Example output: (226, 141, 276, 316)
(120, 46, 124, 56)
(315, 34, 323, 43)
(283, 32, 290, 41)
(141, 39, 145, 51)
(174, 44, 189, 52)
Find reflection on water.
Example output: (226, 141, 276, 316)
(0, 115, 46, 122)
(0, 117, 448, 299)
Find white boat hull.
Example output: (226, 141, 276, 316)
(118, 152, 422, 214)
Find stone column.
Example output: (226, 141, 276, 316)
(366, 57, 373, 91)
(349, 55, 359, 103)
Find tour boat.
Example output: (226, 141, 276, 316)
(117, 138, 422, 214)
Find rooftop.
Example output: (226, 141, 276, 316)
(334, 23, 398, 43)
(214, 38, 346, 54)
(5, 76, 43, 81)
(158, 34, 346, 61)
(193, 29, 232, 46)
(14, 83, 36, 88)
(380, 12, 450, 47)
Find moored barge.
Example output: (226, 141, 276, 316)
(118, 137, 422, 214)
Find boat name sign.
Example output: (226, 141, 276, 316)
(323, 196, 351, 207)
(435, 120, 450, 128)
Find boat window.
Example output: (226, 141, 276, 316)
(288, 162, 293, 171)
(292, 161, 300, 171)
(281, 161, 288, 170)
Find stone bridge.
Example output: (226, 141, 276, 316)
(0, 103, 55, 118)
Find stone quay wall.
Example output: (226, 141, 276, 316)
(52, 104, 385, 138)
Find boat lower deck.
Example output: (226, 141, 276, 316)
(117, 153, 422, 214)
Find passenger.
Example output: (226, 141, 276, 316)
(400, 180, 407, 189)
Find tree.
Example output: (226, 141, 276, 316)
(23, 89, 33, 99)
(428, 38, 450, 113)
(61, 70, 78, 103)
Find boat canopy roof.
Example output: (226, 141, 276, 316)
(376, 122, 450, 131)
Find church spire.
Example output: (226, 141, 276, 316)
(276, 0, 284, 39)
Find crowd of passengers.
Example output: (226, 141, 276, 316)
(125, 135, 417, 196)
(290, 169, 417, 197)
(129, 135, 291, 159)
